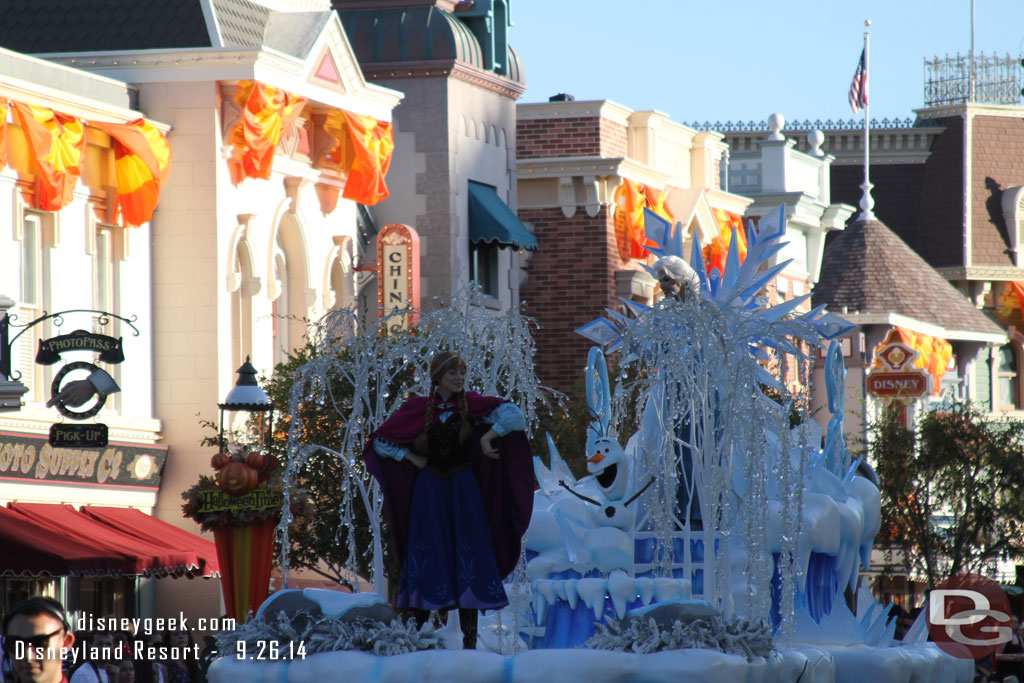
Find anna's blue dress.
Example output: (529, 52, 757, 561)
(374, 397, 525, 611)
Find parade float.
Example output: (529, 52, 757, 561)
(208, 207, 972, 682)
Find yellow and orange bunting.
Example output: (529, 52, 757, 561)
(227, 81, 308, 185)
(703, 208, 747, 277)
(0, 102, 7, 170)
(1, 101, 171, 222)
(317, 109, 394, 212)
(11, 102, 85, 212)
(340, 110, 394, 206)
(1002, 281, 1024, 320)
(91, 119, 172, 227)
(892, 327, 953, 396)
(612, 179, 673, 260)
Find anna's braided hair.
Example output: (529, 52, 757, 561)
(413, 351, 471, 455)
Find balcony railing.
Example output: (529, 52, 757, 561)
(924, 52, 1022, 107)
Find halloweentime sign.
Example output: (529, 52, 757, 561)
(0, 431, 166, 489)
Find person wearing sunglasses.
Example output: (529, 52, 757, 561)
(2, 597, 75, 683)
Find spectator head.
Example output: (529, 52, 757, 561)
(2, 597, 74, 683)
(116, 659, 135, 683)
(89, 630, 115, 662)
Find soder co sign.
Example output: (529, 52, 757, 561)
(376, 223, 421, 331)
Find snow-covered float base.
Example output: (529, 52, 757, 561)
(209, 643, 973, 683)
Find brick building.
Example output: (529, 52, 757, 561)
(516, 99, 750, 392)
(336, 0, 536, 314)
(716, 101, 1024, 417)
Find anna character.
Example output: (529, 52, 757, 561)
(362, 351, 534, 648)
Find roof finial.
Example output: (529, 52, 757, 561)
(767, 113, 785, 141)
(859, 180, 876, 221)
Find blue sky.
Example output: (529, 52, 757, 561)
(511, 0, 1024, 125)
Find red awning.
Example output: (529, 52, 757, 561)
(6, 503, 203, 577)
(80, 506, 219, 578)
(0, 506, 131, 576)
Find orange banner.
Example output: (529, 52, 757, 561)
(894, 327, 953, 396)
(11, 102, 85, 211)
(227, 81, 307, 184)
(703, 208, 747, 276)
(340, 110, 393, 206)
(92, 119, 172, 227)
(613, 179, 673, 260)
(1009, 281, 1024, 320)
(0, 103, 7, 170)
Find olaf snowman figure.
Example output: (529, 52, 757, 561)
(559, 348, 654, 531)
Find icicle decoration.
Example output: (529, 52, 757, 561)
(275, 291, 564, 594)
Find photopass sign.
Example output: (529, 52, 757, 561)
(927, 573, 1012, 659)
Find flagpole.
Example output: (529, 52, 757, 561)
(860, 19, 876, 221)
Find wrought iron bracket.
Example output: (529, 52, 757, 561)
(0, 308, 140, 382)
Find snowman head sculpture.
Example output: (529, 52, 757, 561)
(586, 435, 629, 501)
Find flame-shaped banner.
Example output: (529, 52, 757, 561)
(11, 102, 85, 211)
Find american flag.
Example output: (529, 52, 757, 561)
(849, 48, 868, 114)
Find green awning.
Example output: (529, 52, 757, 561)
(468, 181, 538, 251)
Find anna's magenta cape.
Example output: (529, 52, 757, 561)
(362, 391, 534, 580)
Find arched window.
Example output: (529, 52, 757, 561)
(272, 213, 309, 366)
(272, 250, 289, 367)
(329, 252, 354, 311)
(996, 343, 1021, 410)
(17, 210, 56, 403)
(230, 240, 255, 372)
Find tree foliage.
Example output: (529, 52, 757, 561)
(261, 339, 407, 587)
(260, 301, 564, 589)
(872, 400, 1024, 587)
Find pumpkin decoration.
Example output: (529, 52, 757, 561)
(211, 452, 231, 471)
(217, 461, 259, 496)
(244, 450, 268, 472)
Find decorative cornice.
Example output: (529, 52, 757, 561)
(0, 411, 163, 444)
(0, 74, 167, 130)
(517, 156, 673, 190)
(703, 187, 753, 215)
(518, 156, 623, 179)
(517, 100, 634, 126)
(936, 266, 1024, 281)
(44, 47, 400, 120)
(340, 0, 458, 9)
(836, 311, 1006, 344)
(46, 47, 262, 76)
(723, 125, 944, 167)
(449, 62, 526, 99)
(916, 102, 1024, 120)
(362, 60, 525, 100)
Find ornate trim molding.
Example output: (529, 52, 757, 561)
(361, 60, 525, 100)
(936, 265, 1024, 280)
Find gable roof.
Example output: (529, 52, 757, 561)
(263, 11, 332, 58)
(812, 218, 1005, 339)
(0, 0, 291, 54)
(211, 0, 272, 47)
(0, 0, 212, 52)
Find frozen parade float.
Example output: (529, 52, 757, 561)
(208, 206, 972, 682)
